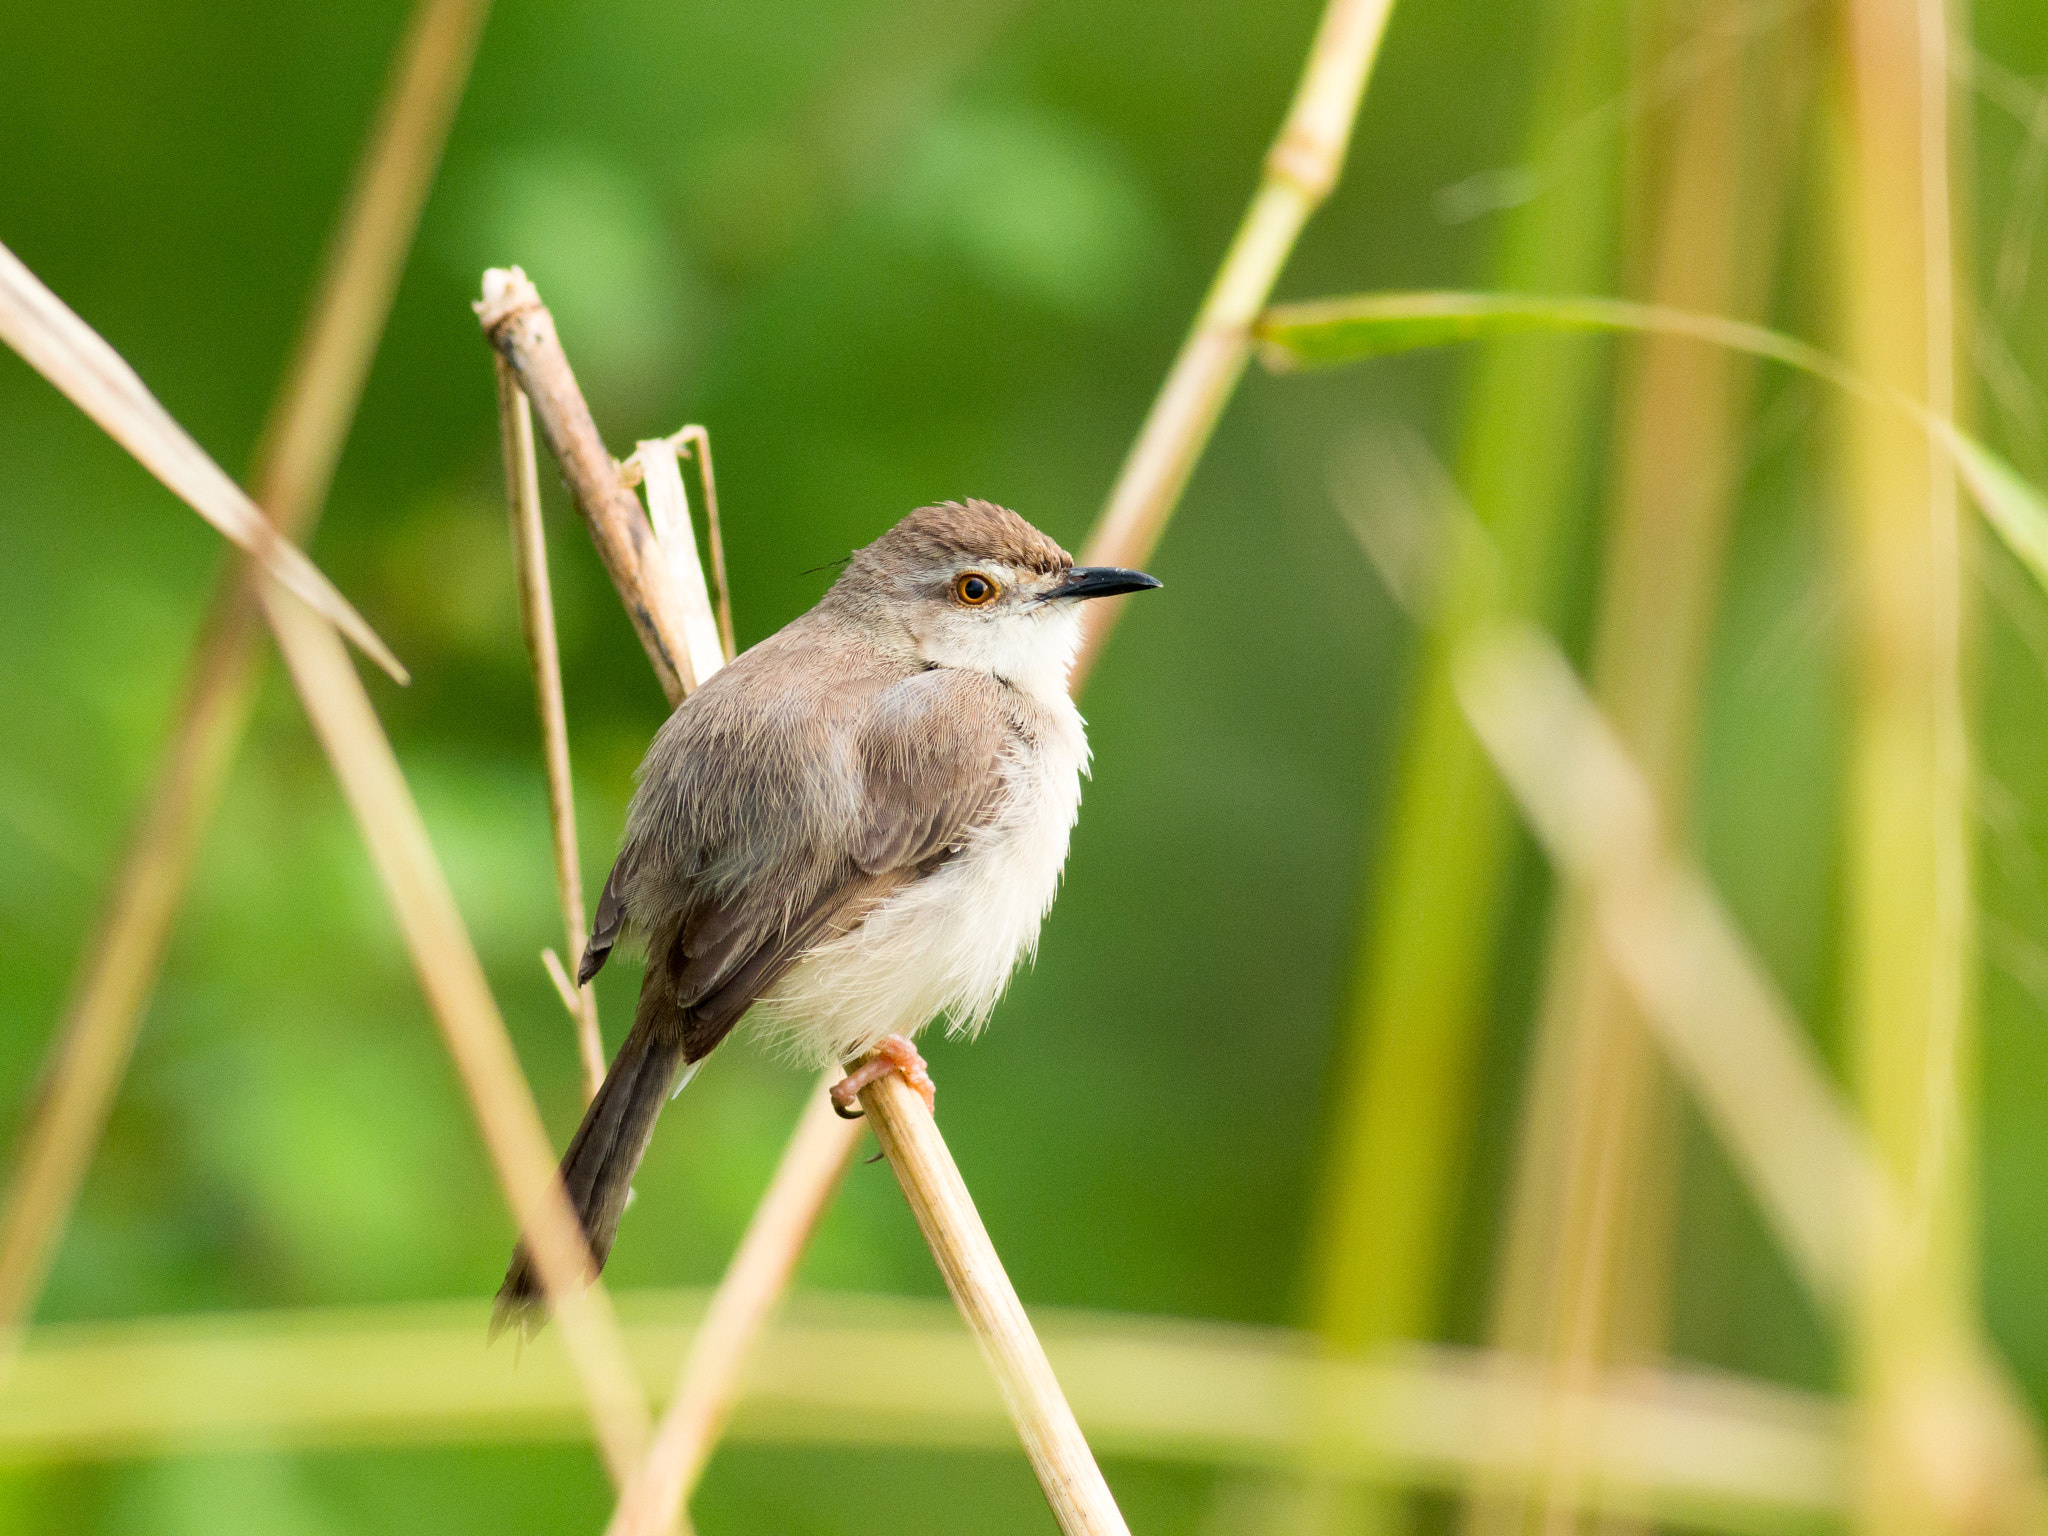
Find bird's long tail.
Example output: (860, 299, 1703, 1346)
(491, 983, 693, 1340)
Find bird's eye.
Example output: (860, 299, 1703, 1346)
(954, 572, 999, 606)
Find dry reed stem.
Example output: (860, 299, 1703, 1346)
(0, 0, 487, 1361)
(476, 268, 699, 705)
(1070, 0, 1395, 689)
(259, 583, 652, 1484)
(496, 357, 605, 1102)
(614, 427, 734, 660)
(606, 1078, 861, 1536)
(0, 241, 401, 679)
(857, 1068, 1131, 1535)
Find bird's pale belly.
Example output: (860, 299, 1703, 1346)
(753, 711, 1087, 1067)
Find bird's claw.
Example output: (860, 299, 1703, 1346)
(830, 1035, 936, 1119)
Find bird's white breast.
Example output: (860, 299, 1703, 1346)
(753, 687, 1089, 1067)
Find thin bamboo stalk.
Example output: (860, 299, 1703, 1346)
(1836, 0, 1990, 1529)
(0, 0, 488, 1364)
(857, 1068, 1131, 1534)
(496, 356, 605, 1102)
(258, 582, 653, 1485)
(481, 272, 1129, 1535)
(1070, 0, 1396, 689)
(605, 1079, 860, 1536)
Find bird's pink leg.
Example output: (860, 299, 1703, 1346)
(830, 1035, 936, 1119)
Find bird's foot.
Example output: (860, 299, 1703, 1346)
(830, 1035, 936, 1119)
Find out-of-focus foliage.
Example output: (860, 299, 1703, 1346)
(2, 0, 2048, 1531)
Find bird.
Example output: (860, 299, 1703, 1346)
(493, 498, 1160, 1334)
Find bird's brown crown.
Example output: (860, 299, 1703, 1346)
(871, 499, 1073, 576)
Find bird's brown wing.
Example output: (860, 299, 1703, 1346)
(577, 847, 636, 984)
(650, 667, 1014, 1063)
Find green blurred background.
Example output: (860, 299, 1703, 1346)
(2, 0, 2046, 1530)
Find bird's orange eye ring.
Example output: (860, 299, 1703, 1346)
(954, 572, 999, 606)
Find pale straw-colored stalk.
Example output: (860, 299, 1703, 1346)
(496, 356, 606, 1101)
(628, 425, 736, 661)
(1456, 623, 1892, 1308)
(678, 426, 737, 662)
(1070, 0, 1397, 689)
(258, 583, 653, 1483)
(0, 0, 486, 1364)
(630, 435, 729, 687)
(0, 242, 400, 679)
(856, 1068, 1130, 1534)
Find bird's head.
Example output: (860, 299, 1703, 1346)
(830, 499, 1160, 694)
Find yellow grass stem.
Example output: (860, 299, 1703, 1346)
(672, 425, 736, 662)
(629, 437, 729, 688)
(1836, 0, 2005, 1528)
(1458, 625, 1892, 1311)
(0, 0, 487, 1365)
(496, 357, 606, 1103)
(1070, 0, 1395, 689)
(0, 1290, 1855, 1534)
(259, 584, 653, 1485)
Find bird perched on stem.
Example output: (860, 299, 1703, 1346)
(494, 499, 1160, 1334)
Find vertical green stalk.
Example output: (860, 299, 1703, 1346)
(1835, 0, 1985, 1530)
(1476, 5, 1814, 1530)
(1305, 0, 1628, 1363)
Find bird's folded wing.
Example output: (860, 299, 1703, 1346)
(852, 667, 1010, 873)
(662, 666, 1014, 1057)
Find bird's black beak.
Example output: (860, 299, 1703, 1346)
(1046, 566, 1163, 601)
